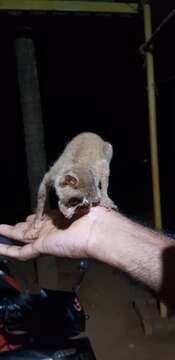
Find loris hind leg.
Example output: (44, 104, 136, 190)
(98, 142, 118, 210)
(99, 161, 117, 210)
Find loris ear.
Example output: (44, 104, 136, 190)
(59, 174, 79, 188)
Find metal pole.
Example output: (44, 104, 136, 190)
(143, 0, 162, 230)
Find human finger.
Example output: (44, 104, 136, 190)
(0, 243, 40, 260)
(26, 214, 49, 224)
(0, 224, 30, 242)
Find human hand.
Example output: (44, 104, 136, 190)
(0, 207, 102, 261)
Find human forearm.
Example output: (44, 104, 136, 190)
(88, 208, 175, 302)
(0, 206, 175, 305)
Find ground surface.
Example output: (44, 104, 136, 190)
(48, 259, 175, 360)
(14, 253, 175, 359)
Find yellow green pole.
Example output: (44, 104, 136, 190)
(0, 0, 138, 13)
(143, 0, 162, 230)
(143, 0, 167, 318)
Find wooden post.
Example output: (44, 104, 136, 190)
(15, 37, 59, 291)
(15, 38, 46, 209)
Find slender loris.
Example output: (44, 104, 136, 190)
(35, 132, 117, 222)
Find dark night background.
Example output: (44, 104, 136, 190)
(0, 0, 175, 231)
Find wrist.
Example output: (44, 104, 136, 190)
(86, 207, 121, 263)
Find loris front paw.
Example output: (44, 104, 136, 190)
(100, 196, 118, 211)
(24, 215, 46, 240)
(34, 214, 47, 229)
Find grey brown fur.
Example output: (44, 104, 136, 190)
(35, 132, 117, 221)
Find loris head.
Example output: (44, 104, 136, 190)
(55, 168, 100, 219)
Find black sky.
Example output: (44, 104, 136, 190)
(0, 3, 175, 230)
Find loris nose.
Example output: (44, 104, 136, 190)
(83, 198, 89, 206)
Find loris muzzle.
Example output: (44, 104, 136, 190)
(34, 132, 117, 223)
(55, 169, 101, 219)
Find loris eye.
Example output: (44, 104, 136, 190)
(68, 198, 81, 207)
